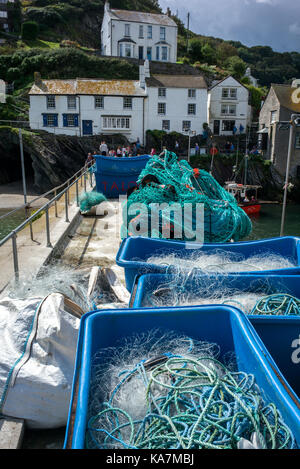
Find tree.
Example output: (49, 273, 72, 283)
(226, 56, 247, 79)
(21, 21, 39, 40)
(201, 43, 216, 65)
(188, 38, 203, 62)
(216, 42, 238, 64)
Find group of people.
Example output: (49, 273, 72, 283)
(98, 139, 142, 158)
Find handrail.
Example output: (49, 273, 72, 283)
(0, 161, 95, 283)
(0, 161, 94, 221)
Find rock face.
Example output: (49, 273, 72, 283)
(0, 128, 129, 193)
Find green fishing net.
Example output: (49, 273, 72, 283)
(79, 191, 106, 214)
(121, 151, 252, 243)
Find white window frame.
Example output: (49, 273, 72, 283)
(158, 87, 166, 97)
(44, 114, 58, 127)
(188, 89, 196, 99)
(46, 95, 56, 109)
(102, 116, 131, 130)
(162, 120, 170, 131)
(160, 27, 166, 40)
(188, 103, 196, 115)
(139, 25, 144, 38)
(148, 25, 152, 39)
(67, 96, 76, 109)
(270, 110, 277, 124)
(95, 96, 104, 109)
(161, 46, 168, 61)
(222, 120, 236, 132)
(125, 24, 130, 37)
(123, 97, 132, 109)
(182, 121, 191, 132)
(158, 102, 166, 115)
(222, 88, 237, 100)
(221, 104, 236, 116)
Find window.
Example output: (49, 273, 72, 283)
(160, 27, 166, 40)
(270, 111, 277, 123)
(182, 121, 191, 132)
(158, 102, 166, 115)
(156, 46, 160, 61)
(161, 46, 168, 61)
(125, 24, 130, 37)
(221, 104, 236, 115)
(123, 97, 132, 109)
(0, 11, 8, 18)
(67, 96, 76, 109)
(222, 88, 237, 99)
(42, 114, 58, 127)
(222, 120, 236, 132)
(125, 43, 132, 57)
(295, 133, 300, 149)
(158, 88, 166, 97)
(95, 96, 104, 109)
(46, 95, 56, 109)
(188, 89, 196, 98)
(147, 47, 152, 60)
(102, 116, 131, 130)
(148, 25, 152, 39)
(139, 25, 144, 38)
(63, 114, 79, 127)
(188, 103, 196, 115)
(162, 120, 170, 131)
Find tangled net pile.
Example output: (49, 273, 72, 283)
(79, 191, 106, 214)
(86, 331, 295, 449)
(121, 151, 252, 243)
(143, 273, 300, 316)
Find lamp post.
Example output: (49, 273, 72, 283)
(279, 114, 300, 237)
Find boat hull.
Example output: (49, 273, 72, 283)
(241, 204, 261, 215)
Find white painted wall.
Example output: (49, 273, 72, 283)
(101, 14, 177, 62)
(145, 86, 208, 135)
(29, 94, 146, 143)
(208, 76, 250, 135)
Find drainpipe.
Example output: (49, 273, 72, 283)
(78, 95, 81, 137)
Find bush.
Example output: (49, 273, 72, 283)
(6, 67, 21, 82)
(21, 21, 39, 40)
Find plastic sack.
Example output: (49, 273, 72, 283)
(0, 293, 83, 429)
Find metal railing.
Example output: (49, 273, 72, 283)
(0, 161, 95, 281)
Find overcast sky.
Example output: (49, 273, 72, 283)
(159, 0, 300, 52)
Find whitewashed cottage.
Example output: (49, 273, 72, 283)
(101, 2, 178, 63)
(207, 76, 252, 136)
(29, 62, 208, 144)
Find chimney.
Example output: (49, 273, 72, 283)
(139, 65, 145, 89)
(104, 1, 110, 13)
(166, 7, 171, 17)
(34, 71, 42, 86)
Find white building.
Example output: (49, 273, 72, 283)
(28, 63, 208, 144)
(101, 2, 178, 63)
(208, 76, 252, 136)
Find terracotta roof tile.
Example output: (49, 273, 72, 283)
(29, 79, 146, 96)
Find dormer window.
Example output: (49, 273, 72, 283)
(125, 24, 130, 37)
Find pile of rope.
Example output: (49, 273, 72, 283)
(121, 151, 252, 243)
(86, 332, 295, 450)
(250, 294, 300, 316)
(79, 191, 106, 214)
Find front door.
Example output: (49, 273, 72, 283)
(82, 120, 93, 136)
(213, 120, 220, 135)
(138, 46, 144, 60)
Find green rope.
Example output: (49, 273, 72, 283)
(86, 355, 295, 449)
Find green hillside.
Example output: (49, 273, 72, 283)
(0, 0, 299, 122)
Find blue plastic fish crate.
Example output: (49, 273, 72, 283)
(129, 273, 300, 401)
(94, 154, 150, 198)
(116, 236, 300, 292)
(64, 305, 300, 449)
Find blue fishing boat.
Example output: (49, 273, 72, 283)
(116, 235, 300, 292)
(94, 154, 151, 198)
